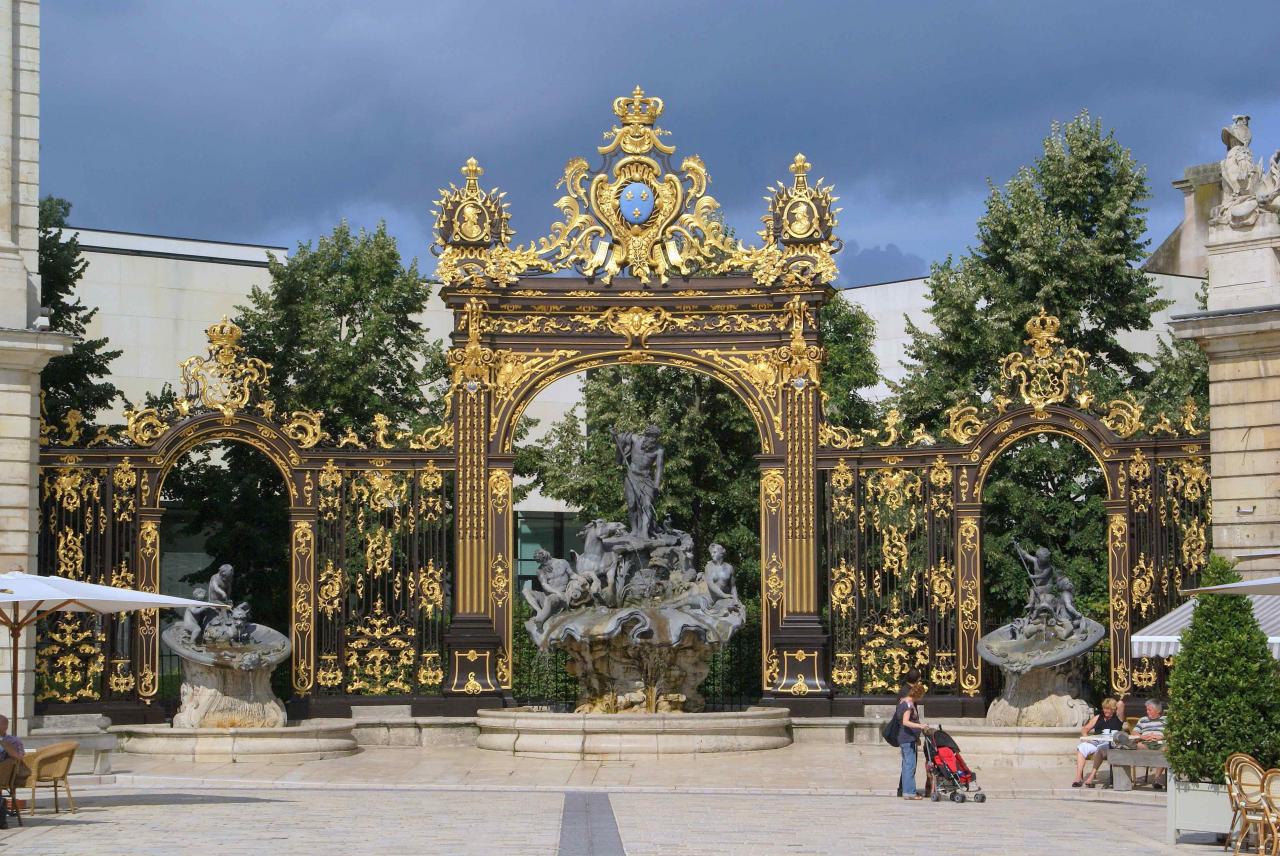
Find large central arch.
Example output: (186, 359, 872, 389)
(441, 282, 831, 708)
(430, 88, 845, 709)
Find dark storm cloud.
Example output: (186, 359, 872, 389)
(42, 1, 1280, 283)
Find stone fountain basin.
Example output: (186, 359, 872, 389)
(110, 720, 359, 763)
(476, 706, 791, 759)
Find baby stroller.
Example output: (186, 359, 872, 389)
(924, 728, 986, 803)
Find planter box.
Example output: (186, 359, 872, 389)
(1168, 779, 1232, 844)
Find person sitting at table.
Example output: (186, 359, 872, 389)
(1110, 698, 1167, 788)
(0, 714, 26, 830)
(0, 715, 24, 764)
(1073, 697, 1124, 787)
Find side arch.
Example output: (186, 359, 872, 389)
(968, 405, 1117, 502)
(149, 412, 302, 504)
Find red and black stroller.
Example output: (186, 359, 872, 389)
(924, 728, 986, 803)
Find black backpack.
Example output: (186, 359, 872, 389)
(881, 710, 901, 746)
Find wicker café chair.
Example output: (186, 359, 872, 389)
(1235, 759, 1268, 856)
(0, 757, 21, 827)
(22, 741, 77, 816)
(1227, 754, 1258, 852)
(1262, 769, 1280, 856)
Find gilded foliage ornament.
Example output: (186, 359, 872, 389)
(1000, 309, 1090, 414)
(179, 317, 272, 420)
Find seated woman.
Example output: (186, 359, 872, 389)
(1073, 697, 1124, 787)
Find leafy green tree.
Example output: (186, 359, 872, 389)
(1141, 281, 1209, 420)
(237, 221, 448, 430)
(38, 197, 123, 429)
(890, 112, 1167, 632)
(1166, 555, 1280, 782)
(162, 222, 450, 641)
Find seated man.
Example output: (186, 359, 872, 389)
(1109, 698, 1168, 788)
(0, 715, 24, 764)
(0, 714, 25, 828)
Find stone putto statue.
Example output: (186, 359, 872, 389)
(521, 425, 745, 713)
(1210, 115, 1280, 230)
(163, 563, 291, 729)
(977, 542, 1104, 729)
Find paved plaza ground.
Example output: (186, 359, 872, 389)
(0, 745, 1217, 855)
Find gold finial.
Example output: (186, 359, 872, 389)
(461, 157, 484, 186)
(205, 316, 243, 349)
(789, 153, 811, 191)
(613, 86, 664, 126)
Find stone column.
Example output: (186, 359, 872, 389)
(0, 1, 72, 734)
(1171, 116, 1280, 579)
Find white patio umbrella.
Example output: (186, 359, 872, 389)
(0, 570, 214, 731)
(1181, 575, 1280, 596)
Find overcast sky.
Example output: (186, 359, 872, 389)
(42, 1, 1280, 286)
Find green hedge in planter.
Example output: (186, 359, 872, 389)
(1166, 554, 1280, 783)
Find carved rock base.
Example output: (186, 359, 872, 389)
(984, 663, 1092, 728)
(561, 628, 719, 714)
(172, 659, 286, 729)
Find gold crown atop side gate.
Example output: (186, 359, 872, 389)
(613, 86, 664, 126)
(205, 316, 244, 349)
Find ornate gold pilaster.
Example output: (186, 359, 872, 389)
(1106, 505, 1131, 697)
(767, 379, 829, 701)
(487, 466, 514, 689)
(445, 306, 504, 697)
(290, 517, 317, 696)
(783, 383, 818, 615)
(955, 506, 982, 697)
(135, 513, 161, 703)
(759, 465, 785, 689)
(455, 384, 490, 617)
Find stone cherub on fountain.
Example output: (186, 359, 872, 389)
(977, 541, 1104, 728)
(163, 563, 290, 728)
(520, 425, 745, 713)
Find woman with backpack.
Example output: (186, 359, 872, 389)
(893, 670, 930, 800)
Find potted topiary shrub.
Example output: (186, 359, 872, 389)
(1165, 554, 1280, 843)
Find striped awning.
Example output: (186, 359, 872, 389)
(1131, 595, 1280, 659)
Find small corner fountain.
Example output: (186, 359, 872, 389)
(977, 541, 1104, 727)
(477, 426, 789, 757)
(111, 564, 357, 762)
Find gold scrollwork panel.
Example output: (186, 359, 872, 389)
(291, 519, 317, 695)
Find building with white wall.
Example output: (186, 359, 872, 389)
(849, 271, 1206, 400)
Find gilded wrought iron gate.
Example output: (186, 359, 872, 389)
(36, 318, 455, 714)
(818, 311, 1211, 711)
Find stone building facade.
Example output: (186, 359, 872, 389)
(1172, 115, 1280, 578)
(0, 0, 72, 731)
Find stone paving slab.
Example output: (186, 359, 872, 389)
(0, 785, 1204, 855)
(0, 789, 566, 856)
(0, 744, 1198, 855)
(96, 743, 1163, 802)
(611, 792, 1183, 856)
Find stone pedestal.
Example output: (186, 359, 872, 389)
(984, 663, 1091, 728)
(475, 707, 791, 759)
(171, 658, 286, 729)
